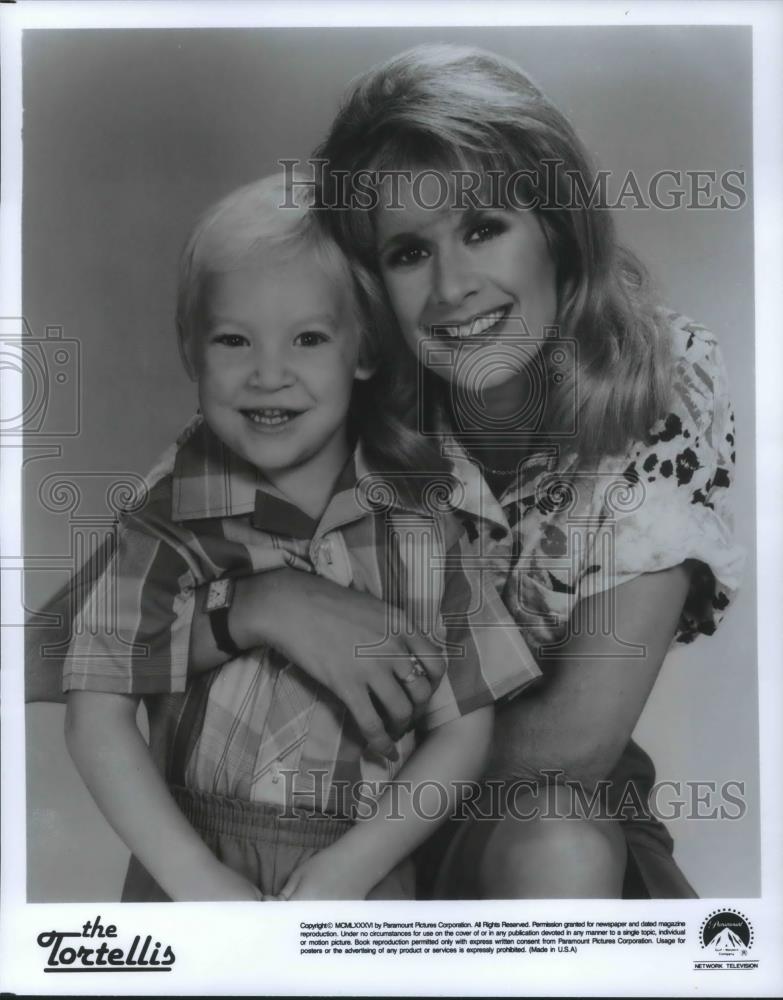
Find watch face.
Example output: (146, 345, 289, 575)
(206, 578, 233, 612)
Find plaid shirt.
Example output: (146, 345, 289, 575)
(63, 418, 540, 814)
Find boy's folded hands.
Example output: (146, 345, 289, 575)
(180, 858, 265, 902)
(274, 843, 377, 901)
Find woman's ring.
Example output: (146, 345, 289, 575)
(402, 656, 428, 685)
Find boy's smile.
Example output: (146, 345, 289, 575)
(187, 250, 372, 515)
(241, 407, 302, 428)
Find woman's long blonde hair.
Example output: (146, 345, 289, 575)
(314, 44, 672, 460)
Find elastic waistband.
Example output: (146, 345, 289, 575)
(170, 785, 353, 849)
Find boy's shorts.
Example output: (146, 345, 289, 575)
(122, 785, 415, 901)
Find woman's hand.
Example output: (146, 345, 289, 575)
(233, 570, 447, 760)
(191, 568, 447, 761)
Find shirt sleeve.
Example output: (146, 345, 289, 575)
(417, 524, 542, 732)
(62, 514, 198, 696)
(579, 320, 745, 643)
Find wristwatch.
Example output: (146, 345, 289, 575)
(204, 577, 241, 657)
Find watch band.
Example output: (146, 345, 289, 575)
(204, 578, 241, 657)
(209, 605, 242, 658)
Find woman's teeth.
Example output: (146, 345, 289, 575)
(243, 408, 296, 426)
(443, 309, 508, 339)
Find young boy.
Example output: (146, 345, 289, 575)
(63, 174, 540, 901)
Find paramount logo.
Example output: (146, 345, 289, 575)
(706, 927, 746, 956)
(694, 908, 757, 973)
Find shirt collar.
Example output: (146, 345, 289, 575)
(171, 418, 430, 538)
(437, 434, 512, 533)
(351, 425, 512, 534)
(171, 415, 525, 538)
(427, 408, 580, 522)
(172, 418, 263, 522)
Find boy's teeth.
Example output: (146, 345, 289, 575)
(245, 408, 294, 426)
(446, 311, 506, 339)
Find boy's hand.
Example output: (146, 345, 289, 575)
(276, 847, 373, 901)
(174, 857, 265, 902)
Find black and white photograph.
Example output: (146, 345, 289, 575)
(1, 1, 781, 995)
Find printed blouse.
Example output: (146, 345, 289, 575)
(483, 312, 745, 651)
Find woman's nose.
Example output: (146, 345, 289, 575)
(431, 246, 480, 308)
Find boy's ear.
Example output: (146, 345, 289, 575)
(177, 320, 199, 381)
(354, 359, 377, 382)
(354, 330, 378, 382)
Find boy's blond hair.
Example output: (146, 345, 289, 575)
(176, 171, 381, 375)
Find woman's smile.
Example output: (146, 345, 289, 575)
(376, 183, 557, 408)
(432, 304, 513, 340)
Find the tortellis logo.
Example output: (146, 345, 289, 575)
(37, 915, 175, 974)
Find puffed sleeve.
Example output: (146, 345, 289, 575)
(581, 317, 745, 643)
(504, 316, 745, 651)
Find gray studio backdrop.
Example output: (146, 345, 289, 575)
(22, 25, 758, 899)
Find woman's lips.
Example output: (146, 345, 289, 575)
(430, 305, 512, 340)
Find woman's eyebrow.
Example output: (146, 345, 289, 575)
(459, 205, 504, 228)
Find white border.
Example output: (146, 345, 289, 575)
(0, 0, 777, 29)
(0, 0, 26, 913)
(1, 1, 781, 996)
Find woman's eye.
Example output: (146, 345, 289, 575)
(294, 331, 329, 347)
(385, 244, 429, 269)
(466, 219, 506, 244)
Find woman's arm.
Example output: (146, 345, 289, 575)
(190, 568, 449, 761)
(488, 563, 692, 789)
(25, 558, 446, 759)
(278, 706, 494, 900)
(65, 691, 263, 901)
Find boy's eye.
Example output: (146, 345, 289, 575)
(294, 331, 329, 347)
(212, 332, 248, 348)
(465, 218, 507, 244)
(384, 243, 429, 269)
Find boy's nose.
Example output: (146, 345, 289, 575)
(247, 352, 294, 391)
